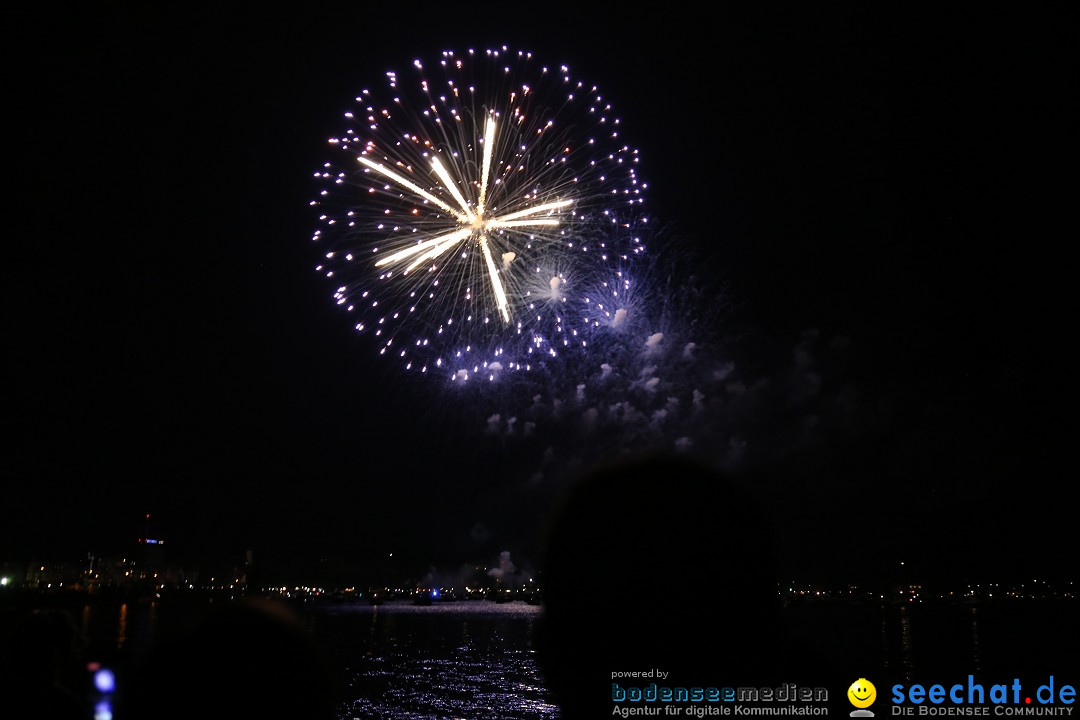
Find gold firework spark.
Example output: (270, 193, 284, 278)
(360, 117, 572, 323)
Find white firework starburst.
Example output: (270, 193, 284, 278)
(313, 47, 648, 379)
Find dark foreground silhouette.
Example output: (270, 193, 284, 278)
(536, 456, 805, 718)
(1, 608, 86, 719)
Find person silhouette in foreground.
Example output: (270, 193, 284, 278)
(124, 597, 336, 720)
(1, 609, 86, 719)
(536, 456, 789, 719)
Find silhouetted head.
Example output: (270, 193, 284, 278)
(1, 609, 85, 719)
(537, 456, 781, 718)
(124, 598, 336, 720)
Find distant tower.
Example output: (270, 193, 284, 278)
(135, 513, 165, 577)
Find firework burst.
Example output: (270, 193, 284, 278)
(312, 46, 648, 380)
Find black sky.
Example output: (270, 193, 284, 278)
(5, 6, 1073, 583)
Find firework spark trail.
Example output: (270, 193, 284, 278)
(430, 156, 476, 222)
(374, 228, 472, 269)
(478, 116, 495, 216)
(479, 235, 510, 323)
(313, 47, 648, 380)
(356, 156, 465, 220)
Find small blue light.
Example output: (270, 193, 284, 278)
(94, 700, 113, 720)
(94, 668, 116, 693)
(432, 589, 439, 598)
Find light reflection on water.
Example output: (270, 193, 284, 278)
(117, 602, 127, 649)
(970, 606, 982, 675)
(308, 602, 559, 720)
(899, 606, 914, 681)
(32, 597, 1077, 719)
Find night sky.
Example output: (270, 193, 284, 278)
(6, 7, 1072, 585)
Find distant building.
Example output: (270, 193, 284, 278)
(24, 562, 82, 588)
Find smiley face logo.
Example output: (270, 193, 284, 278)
(848, 678, 877, 709)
